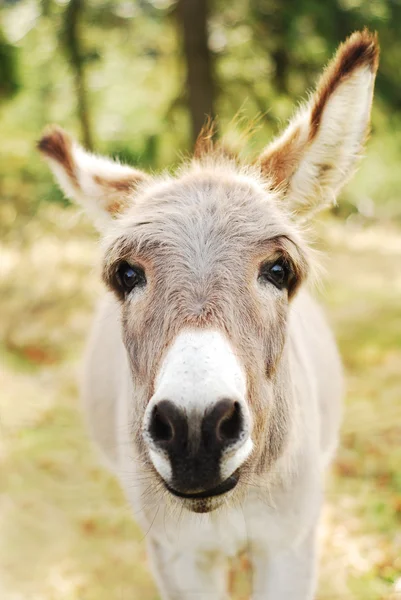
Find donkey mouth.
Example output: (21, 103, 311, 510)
(165, 472, 239, 500)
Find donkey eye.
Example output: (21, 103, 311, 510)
(116, 262, 146, 294)
(258, 260, 291, 290)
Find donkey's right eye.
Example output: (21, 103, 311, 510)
(116, 262, 146, 295)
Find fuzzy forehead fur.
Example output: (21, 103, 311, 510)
(103, 157, 310, 279)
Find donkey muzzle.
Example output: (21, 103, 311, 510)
(142, 329, 253, 500)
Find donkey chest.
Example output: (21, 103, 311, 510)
(146, 487, 308, 559)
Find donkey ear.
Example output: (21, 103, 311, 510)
(258, 30, 379, 218)
(38, 126, 149, 228)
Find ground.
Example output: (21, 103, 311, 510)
(1, 206, 400, 599)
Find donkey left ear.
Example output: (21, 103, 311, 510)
(38, 126, 149, 228)
(258, 30, 379, 218)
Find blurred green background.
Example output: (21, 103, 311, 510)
(1, 1, 401, 599)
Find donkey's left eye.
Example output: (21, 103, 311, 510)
(258, 260, 291, 290)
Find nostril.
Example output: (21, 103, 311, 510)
(217, 401, 243, 443)
(203, 399, 244, 450)
(150, 404, 174, 444)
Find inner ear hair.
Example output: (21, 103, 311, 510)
(257, 30, 379, 216)
(38, 125, 150, 224)
(310, 29, 379, 139)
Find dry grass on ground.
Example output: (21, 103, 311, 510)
(1, 207, 400, 599)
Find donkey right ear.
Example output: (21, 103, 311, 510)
(38, 126, 149, 228)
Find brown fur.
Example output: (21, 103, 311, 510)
(310, 29, 379, 138)
(258, 30, 379, 195)
(193, 119, 217, 158)
(38, 126, 149, 217)
(93, 173, 146, 214)
(37, 125, 77, 184)
(258, 124, 304, 190)
(194, 119, 240, 163)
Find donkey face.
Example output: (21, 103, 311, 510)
(101, 169, 309, 512)
(39, 31, 378, 512)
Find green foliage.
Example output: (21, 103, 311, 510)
(1, 0, 401, 222)
(108, 134, 160, 169)
(0, 27, 20, 99)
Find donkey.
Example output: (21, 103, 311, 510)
(38, 31, 378, 599)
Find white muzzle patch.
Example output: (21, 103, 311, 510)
(143, 329, 253, 484)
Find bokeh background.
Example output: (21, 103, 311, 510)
(1, 1, 401, 599)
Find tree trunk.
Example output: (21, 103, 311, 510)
(63, 0, 93, 150)
(177, 0, 216, 145)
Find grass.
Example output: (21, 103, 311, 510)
(315, 222, 401, 599)
(1, 206, 400, 599)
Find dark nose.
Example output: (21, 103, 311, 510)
(148, 400, 188, 449)
(202, 398, 244, 449)
(148, 398, 244, 454)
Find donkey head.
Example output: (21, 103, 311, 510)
(39, 31, 378, 513)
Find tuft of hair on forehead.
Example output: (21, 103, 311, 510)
(193, 119, 239, 163)
(193, 119, 216, 159)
